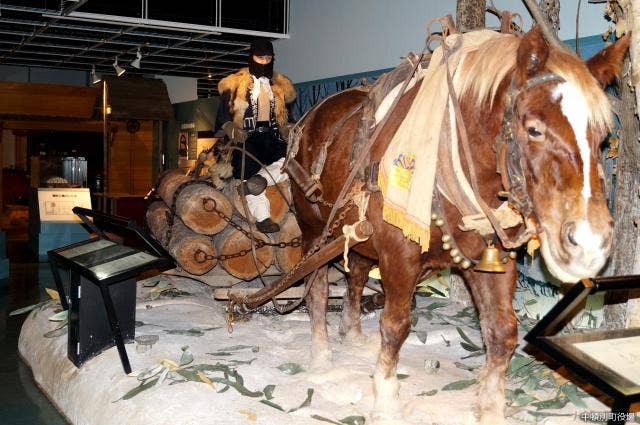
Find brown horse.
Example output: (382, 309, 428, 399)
(290, 27, 629, 424)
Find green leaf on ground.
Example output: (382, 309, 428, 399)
(456, 327, 483, 352)
(442, 379, 477, 391)
(311, 415, 341, 424)
(277, 362, 305, 375)
(260, 399, 285, 411)
(119, 378, 159, 401)
(288, 388, 314, 413)
(427, 301, 449, 310)
(164, 328, 205, 336)
(10, 300, 51, 316)
(417, 389, 438, 396)
(263, 384, 276, 400)
(43, 321, 68, 338)
(339, 416, 366, 425)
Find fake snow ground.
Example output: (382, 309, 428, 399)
(19, 274, 622, 425)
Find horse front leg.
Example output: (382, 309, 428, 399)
(463, 264, 518, 425)
(305, 264, 332, 370)
(372, 249, 421, 421)
(339, 252, 374, 344)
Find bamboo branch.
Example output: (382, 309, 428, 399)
(521, 0, 564, 49)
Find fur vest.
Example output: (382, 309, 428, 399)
(218, 67, 296, 129)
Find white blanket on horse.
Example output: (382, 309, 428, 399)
(378, 30, 501, 252)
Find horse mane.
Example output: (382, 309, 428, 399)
(456, 33, 612, 133)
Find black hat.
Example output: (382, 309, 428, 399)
(249, 39, 274, 56)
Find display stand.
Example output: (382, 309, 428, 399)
(48, 207, 174, 374)
(525, 276, 640, 425)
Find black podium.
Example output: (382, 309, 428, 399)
(525, 276, 640, 425)
(48, 207, 174, 374)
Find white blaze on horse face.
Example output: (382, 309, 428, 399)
(552, 82, 591, 200)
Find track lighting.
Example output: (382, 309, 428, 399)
(113, 57, 125, 77)
(131, 48, 142, 69)
(90, 65, 102, 85)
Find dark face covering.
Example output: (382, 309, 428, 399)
(248, 56, 273, 79)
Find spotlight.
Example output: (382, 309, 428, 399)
(90, 65, 102, 85)
(113, 57, 125, 77)
(131, 48, 142, 69)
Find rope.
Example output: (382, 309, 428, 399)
(341, 190, 370, 272)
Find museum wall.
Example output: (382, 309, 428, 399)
(275, 0, 609, 84)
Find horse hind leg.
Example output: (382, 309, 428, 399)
(339, 252, 374, 345)
(305, 264, 332, 370)
(463, 266, 518, 425)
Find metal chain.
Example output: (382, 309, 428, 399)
(226, 200, 356, 324)
(191, 195, 302, 264)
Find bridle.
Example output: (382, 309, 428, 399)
(493, 72, 566, 244)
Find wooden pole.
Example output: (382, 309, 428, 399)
(236, 220, 373, 310)
(521, 0, 564, 49)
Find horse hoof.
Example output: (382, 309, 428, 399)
(310, 349, 332, 371)
(371, 402, 404, 425)
(479, 416, 505, 425)
(341, 330, 368, 346)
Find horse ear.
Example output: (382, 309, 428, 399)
(586, 34, 631, 88)
(515, 26, 549, 86)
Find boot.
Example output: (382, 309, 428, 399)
(241, 174, 268, 196)
(256, 217, 280, 234)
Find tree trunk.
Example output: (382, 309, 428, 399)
(619, 0, 640, 114)
(456, 0, 486, 32)
(606, 62, 640, 328)
(213, 224, 274, 280)
(604, 2, 640, 328)
(537, 0, 560, 33)
(146, 201, 217, 275)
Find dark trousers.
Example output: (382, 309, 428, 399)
(231, 130, 287, 179)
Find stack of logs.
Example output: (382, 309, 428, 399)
(146, 169, 302, 280)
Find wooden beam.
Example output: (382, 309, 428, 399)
(0, 81, 99, 119)
(1, 120, 103, 132)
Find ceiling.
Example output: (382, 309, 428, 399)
(0, 0, 289, 98)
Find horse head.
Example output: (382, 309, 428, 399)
(511, 27, 629, 283)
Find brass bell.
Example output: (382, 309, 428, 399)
(474, 245, 506, 273)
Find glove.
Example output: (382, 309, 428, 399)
(222, 121, 248, 144)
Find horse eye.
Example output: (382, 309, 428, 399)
(527, 127, 544, 140)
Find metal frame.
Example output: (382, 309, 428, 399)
(525, 276, 640, 425)
(0, 0, 290, 97)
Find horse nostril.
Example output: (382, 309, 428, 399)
(562, 221, 578, 246)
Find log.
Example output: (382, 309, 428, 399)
(275, 213, 302, 273)
(213, 224, 274, 280)
(157, 169, 191, 206)
(227, 179, 292, 224)
(157, 168, 232, 235)
(145, 201, 171, 246)
(146, 201, 217, 275)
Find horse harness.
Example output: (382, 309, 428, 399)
(494, 72, 566, 221)
(285, 24, 567, 267)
